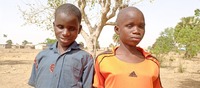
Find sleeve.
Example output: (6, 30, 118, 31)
(28, 58, 37, 87)
(82, 55, 94, 88)
(28, 51, 43, 87)
(153, 74, 163, 88)
(93, 57, 105, 88)
(152, 58, 162, 88)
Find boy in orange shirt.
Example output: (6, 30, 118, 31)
(93, 6, 162, 88)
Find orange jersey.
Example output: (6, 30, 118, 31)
(93, 47, 162, 88)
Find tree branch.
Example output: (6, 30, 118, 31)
(105, 22, 116, 26)
(94, 0, 111, 39)
(78, 0, 94, 34)
(107, 0, 122, 20)
(80, 28, 90, 41)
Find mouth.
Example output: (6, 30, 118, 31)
(130, 37, 142, 42)
(60, 38, 70, 42)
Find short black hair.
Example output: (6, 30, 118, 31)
(54, 3, 82, 23)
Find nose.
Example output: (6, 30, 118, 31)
(131, 26, 140, 34)
(62, 28, 70, 36)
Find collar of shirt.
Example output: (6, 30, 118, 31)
(112, 46, 152, 59)
(112, 46, 159, 66)
(48, 41, 80, 54)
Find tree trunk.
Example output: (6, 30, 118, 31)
(85, 37, 93, 52)
(93, 37, 97, 58)
(85, 36, 98, 58)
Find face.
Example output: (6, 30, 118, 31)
(54, 12, 81, 48)
(115, 9, 145, 47)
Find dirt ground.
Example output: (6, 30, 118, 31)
(0, 48, 200, 88)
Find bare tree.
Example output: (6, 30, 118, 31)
(20, 0, 153, 57)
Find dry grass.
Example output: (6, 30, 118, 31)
(0, 49, 200, 88)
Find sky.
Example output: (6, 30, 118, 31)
(0, 0, 200, 48)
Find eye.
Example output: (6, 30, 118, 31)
(139, 24, 145, 29)
(57, 25, 64, 29)
(68, 26, 76, 31)
(126, 24, 133, 29)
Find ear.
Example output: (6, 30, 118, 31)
(78, 25, 82, 34)
(114, 26, 120, 35)
(53, 22, 55, 27)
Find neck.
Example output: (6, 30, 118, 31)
(57, 43, 68, 54)
(117, 43, 138, 55)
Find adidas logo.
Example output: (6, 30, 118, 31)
(129, 71, 137, 77)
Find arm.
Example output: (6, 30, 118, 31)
(82, 56, 94, 88)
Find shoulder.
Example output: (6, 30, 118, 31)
(78, 49, 91, 55)
(35, 48, 51, 60)
(136, 47, 160, 66)
(96, 50, 114, 63)
(73, 49, 94, 62)
(36, 42, 57, 59)
(74, 49, 93, 58)
(146, 55, 160, 67)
